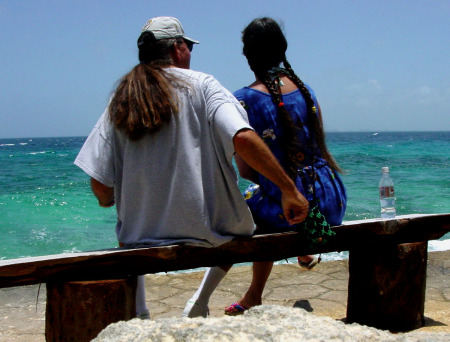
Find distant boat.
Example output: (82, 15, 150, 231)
(373, 133, 379, 136)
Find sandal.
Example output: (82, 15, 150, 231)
(298, 255, 320, 270)
(224, 302, 247, 316)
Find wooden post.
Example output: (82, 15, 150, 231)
(45, 277, 137, 342)
(347, 241, 427, 332)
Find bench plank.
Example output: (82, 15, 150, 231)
(0, 213, 449, 288)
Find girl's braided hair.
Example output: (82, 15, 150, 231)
(242, 17, 342, 177)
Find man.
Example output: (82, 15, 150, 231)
(75, 17, 308, 319)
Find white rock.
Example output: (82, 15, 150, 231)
(92, 305, 450, 342)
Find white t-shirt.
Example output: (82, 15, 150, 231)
(75, 68, 255, 247)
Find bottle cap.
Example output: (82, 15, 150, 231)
(382, 167, 389, 173)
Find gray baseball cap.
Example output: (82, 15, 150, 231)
(141, 17, 199, 44)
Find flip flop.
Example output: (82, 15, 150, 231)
(224, 302, 247, 316)
(298, 255, 320, 270)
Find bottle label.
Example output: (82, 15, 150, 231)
(379, 186, 394, 198)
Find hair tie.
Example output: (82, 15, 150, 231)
(312, 106, 317, 114)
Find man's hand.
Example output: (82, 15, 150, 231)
(281, 189, 309, 225)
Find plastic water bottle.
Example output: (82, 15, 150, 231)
(379, 167, 396, 218)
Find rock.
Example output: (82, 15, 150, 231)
(92, 305, 450, 342)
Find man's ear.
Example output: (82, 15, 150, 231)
(170, 42, 182, 65)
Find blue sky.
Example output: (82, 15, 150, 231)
(0, 0, 449, 138)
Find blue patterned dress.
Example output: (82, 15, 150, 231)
(234, 85, 347, 229)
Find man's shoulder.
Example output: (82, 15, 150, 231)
(170, 68, 214, 83)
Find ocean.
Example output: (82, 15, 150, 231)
(0, 132, 449, 262)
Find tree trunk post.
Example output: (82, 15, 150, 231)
(45, 277, 137, 342)
(347, 241, 427, 332)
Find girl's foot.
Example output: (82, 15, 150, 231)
(298, 255, 320, 270)
(224, 302, 247, 316)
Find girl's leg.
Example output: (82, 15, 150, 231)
(226, 261, 273, 312)
(183, 265, 232, 318)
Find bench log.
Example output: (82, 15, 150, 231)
(0, 213, 449, 339)
(45, 278, 136, 342)
(347, 241, 428, 331)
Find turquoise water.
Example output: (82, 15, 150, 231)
(0, 132, 449, 260)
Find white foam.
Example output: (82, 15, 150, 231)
(429, 239, 450, 252)
(28, 151, 48, 155)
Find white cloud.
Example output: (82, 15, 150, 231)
(340, 79, 384, 107)
(346, 79, 383, 94)
(398, 85, 449, 105)
(368, 79, 383, 92)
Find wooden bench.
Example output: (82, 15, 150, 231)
(1, 213, 449, 341)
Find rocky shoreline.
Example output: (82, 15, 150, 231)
(93, 305, 450, 342)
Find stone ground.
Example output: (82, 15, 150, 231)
(0, 250, 448, 341)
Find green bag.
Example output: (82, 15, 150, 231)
(301, 205, 335, 247)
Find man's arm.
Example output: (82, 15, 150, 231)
(90, 178, 115, 208)
(233, 128, 309, 225)
(235, 154, 259, 184)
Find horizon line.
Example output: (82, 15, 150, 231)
(1, 130, 449, 140)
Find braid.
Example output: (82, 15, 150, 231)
(256, 70, 301, 179)
(283, 59, 342, 173)
(241, 17, 342, 175)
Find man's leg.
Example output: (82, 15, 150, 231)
(183, 265, 232, 318)
(135, 275, 150, 319)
